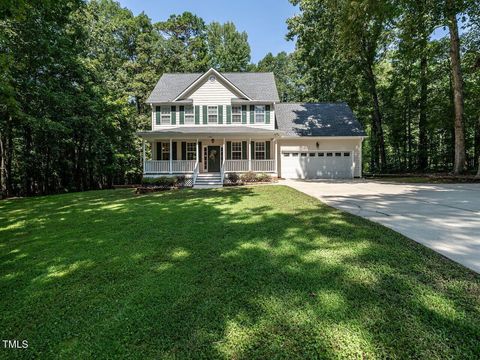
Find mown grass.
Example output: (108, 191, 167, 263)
(1, 186, 479, 359)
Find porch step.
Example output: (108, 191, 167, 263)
(194, 172, 223, 188)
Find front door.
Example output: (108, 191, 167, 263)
(207, 146, 221, 172)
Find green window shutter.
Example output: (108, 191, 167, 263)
(242, 105, 247, 124)
(198, 142, 202, 162)
(171, 106, 176, 125)
(155, 106, 160, 125)
(251, 141, 255, 160)
(226, 141, 232, 160)
(266, 141, 271, 159)
(250, 105, 255, 124)
(202, 105, 207, 124)
(172, 142, 177, 160)
(156, 141, 162, 160)
(226, 105, 232, 124)
(179, 106, 185, 125)
(265, 105, 270, 124)
(218, 105, 223, 124)
(242, 141, 247, 160)
(181, 142, 187, 160)
(195, 106, 200, 124)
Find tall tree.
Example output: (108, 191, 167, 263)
(207, 22, 250, 71)
(157, 12, 209, 72)
(288, 0, 395, 172)
(445, 0, 466, 174)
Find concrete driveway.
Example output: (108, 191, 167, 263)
(284, 179, 480, 273)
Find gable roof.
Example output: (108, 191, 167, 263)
(146, 71, 280, 103)
(275, 103, 366, 137)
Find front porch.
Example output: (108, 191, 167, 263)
(141, 137, 278, 179)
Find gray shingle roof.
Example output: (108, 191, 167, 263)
(146, 72, 280, 103)
(275, 103, 366, 137)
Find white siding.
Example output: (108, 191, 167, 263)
(151, 76, 275, 130)
(188, 77, 238, 105)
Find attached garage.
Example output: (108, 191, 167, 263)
(281, 151, 353, 179)
(275, 103, 365, 179)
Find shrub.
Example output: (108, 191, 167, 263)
(227, 172, 240, 184)
(240, 171, 257, 183)
(142, 176, 177, 188)
(256, 173, 272, 182)
(176, 175, 186, 186)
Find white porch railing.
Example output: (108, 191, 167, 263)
(251, 160, 275, 172)
(144, 160, 196, 173)
(224, 159, 275, 172)
(224, 160, 249, 172)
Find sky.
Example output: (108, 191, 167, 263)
(117, 0, 298, 63)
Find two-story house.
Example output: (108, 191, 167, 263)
(138, 68, 365, 187)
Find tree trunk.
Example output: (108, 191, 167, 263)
(0, 117, 13, 198)
(476, 116, 480, 178)
(418, 54, 428, 170)
(365, 61, 387, 172)
(447, 6, 466, 174)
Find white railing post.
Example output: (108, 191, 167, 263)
(274, 139, 277, 175)
(248, 138, 251, 171)
(169, 138, 173, 174)
(142, 139, 146, 174)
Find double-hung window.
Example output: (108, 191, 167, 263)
(208, 106, 218, 123)
(231, 141, 242, 160)
(255, 105, 265, 123)
(186, 142, 196, 160)
(161, 142, 170, 160)
(160, 106, 171, 125)
(232, 106, 242, 123)
(255, 141, 266, 160)
(184, 106, 194, 124)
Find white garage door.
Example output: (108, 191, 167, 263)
(281, 151, 353, 179)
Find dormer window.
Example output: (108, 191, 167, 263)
(160, 106, 171, 125)
(255, 105, 265, 123)
(232, 106, 242, 123)
(208, 106, 218, 123)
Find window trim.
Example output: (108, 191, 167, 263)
(255, 141, 266, 160)
(160, 106, 171, 125)
(184, 105, 194, 124)
(254, 105, 265, 123)
(231, 141, 242, 160)
(208, 105, 218, 124)
(161, 142, 170, 160)
(186, 142, 196, 160)
(231, 105, 242, 123)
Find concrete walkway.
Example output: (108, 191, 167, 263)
(283, 179, 480, 273)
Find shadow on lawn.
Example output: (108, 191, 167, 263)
(0, 187, 479, 359)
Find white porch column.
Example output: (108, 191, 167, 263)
(223, 138, 226, 163)
(169, 138, 173, 174)
(248, 138, 252, 171)
(196, 138, 199, 164)
(142, 139, 146, 174)
(274, 139, 278, 174)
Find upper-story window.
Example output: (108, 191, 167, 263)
(208, 106, 218, 123)
(184, 106, 194, 124)
(255, 105, 265, 123)
(232, 106, 242, 123)
(160, 106, 171, 125)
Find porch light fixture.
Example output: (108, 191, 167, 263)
(211, 139, 215, 144)
(316, 142, 320, 149)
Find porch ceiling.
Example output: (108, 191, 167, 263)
(137, 127, 281, 140)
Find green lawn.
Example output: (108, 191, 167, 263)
(1, 186, 479, 359)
